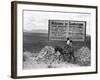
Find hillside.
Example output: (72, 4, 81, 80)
(23, 32, 91, 53)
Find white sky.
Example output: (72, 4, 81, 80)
(23, 10, 91, 35)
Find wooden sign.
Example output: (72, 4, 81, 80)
(49, 20, 86, 41)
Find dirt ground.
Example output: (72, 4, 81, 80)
(23, 55, 80, 69)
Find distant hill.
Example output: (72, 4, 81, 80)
(24, 29, 48, 33)
(23, 32, 91, 53)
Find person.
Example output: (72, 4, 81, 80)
(65, 38, 72, 47)
(63, 38, 75, 62)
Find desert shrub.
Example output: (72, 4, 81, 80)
(23, 52, 32, 61)
(37, 46, 63, 67)
(75, 46, 91, 66)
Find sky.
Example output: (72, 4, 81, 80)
(23, 10, 91, 35)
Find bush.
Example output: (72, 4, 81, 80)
(23, 52, 33, 61)
(37, 46, 63, 67)
(75, 46, 91, 66)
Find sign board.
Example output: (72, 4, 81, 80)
(49, 20, 86, 41)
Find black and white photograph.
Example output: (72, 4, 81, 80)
(23, 11, 89, 69)
(11, 1, 97, 78)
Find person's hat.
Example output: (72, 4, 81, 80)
(67, 38, 69, 40)
(70, 40, 72, 42)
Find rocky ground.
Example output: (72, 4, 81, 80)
(23, 46, 91, 69)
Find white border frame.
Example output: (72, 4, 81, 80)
(13, 2, 97, 77)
